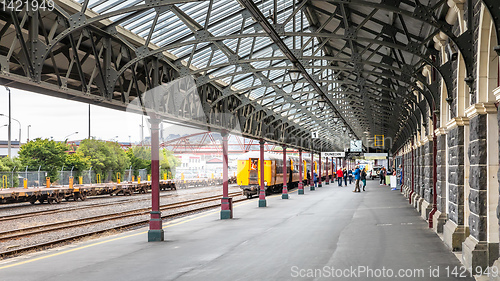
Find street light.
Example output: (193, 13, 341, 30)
(317, 99, 326, 111)
(4, 86, 11, 158)
(287, 67, 301, 85)
(64, 131, 79, 140)
(0, 113, 21, 145)
(27, 125, 31, 142)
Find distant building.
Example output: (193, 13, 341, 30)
(0, 141, 21, 158)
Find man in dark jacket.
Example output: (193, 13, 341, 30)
(361, 168, 367, 191)
(379, 167, 386, 185)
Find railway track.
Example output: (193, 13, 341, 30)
(0, 191, 245, 257)
(0, 184, 238, 222)
(0, 193, 178, 222)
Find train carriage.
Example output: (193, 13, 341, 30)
(237, 152, 310, 198)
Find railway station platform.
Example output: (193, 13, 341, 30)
(0, 180, 475, 281)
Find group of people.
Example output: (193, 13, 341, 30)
(335, 166, 367, 192)
(308, 164, 402, 192)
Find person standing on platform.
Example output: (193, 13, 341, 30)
(361, 168, 367, 191)
(348, 169, 353, 184)
(379, 167, 386, 185)
(398, 165, 403, 186)
(313, 171, 318, 188)
(336, 167, 343, 187)
(343, 168, 348, 186)
(353, 166, 361, 192)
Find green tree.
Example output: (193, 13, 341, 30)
(65, 151, 91, 177)
(127, 146, 151, 175)
(160, 149, 181, 177)
(0, 157, 22, 187)
(77, 139, 130, 181)
(18, 139, 68, 182)
(126, 147, 181, 177)
(0, 157, 22, 171)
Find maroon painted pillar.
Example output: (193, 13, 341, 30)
(401, 153, 404, 193)
(325, 157, 329, 185)
(331, 157, 334, 183)
(318, 153, 322, 187)
(258, 139, 266, 207)
(282, 146, 288, 199)
(220, 130, 232, 219)
(310, 152, 315, 190)
(148, 117, 163, 242)
(298, 149, 304, 195)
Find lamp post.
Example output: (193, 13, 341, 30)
(0, 113, 21, 148)
(64, 132, 79, 140)
(287, 67, 301, 85)
(27, 125, 31, 142)
(5, 87, 11, 158)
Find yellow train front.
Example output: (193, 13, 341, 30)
(236, 151, 312, 198)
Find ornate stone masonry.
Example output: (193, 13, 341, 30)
(443, 117, 469, 251)
(463, 103, 498, 272)
(434, 128, 448, 233)
(413, 145, 422, 209)
(421, 138, 433, 220)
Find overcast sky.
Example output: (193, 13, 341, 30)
(0, 87, 207, 143)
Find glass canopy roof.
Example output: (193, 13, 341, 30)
(73, 0, 442, 150)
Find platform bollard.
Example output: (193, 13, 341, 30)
(69, 176, 74, 189)
(138, 176, 141, 184)
(148, 174, 151, 181)
(23, 178, 27, 189)
(116, 172, 121, 184)
(132, 175, 135, 182)
(181, 173, 185, 183)
(96, 174, 101, 184)
(46, 177, 51, 188)
(163, 173, 167, 180)
(79, 176, 83, 185)
(1, 175, 7, 189)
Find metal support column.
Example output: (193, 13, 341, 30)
(282, 145, 288, 199)
(401, 152, 404, 193)
(148, 117, 163, 242)
(259, 139, 267, 207)
(298, 149, 304, 195)
(331, 157, 334, 183)
(318, 153, 322, 187)
(310, 152, 315, 191)
(325, 157, 329, 185)
(221, 130, 233, 219)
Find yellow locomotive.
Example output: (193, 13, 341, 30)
(236, 151, 334, 198)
